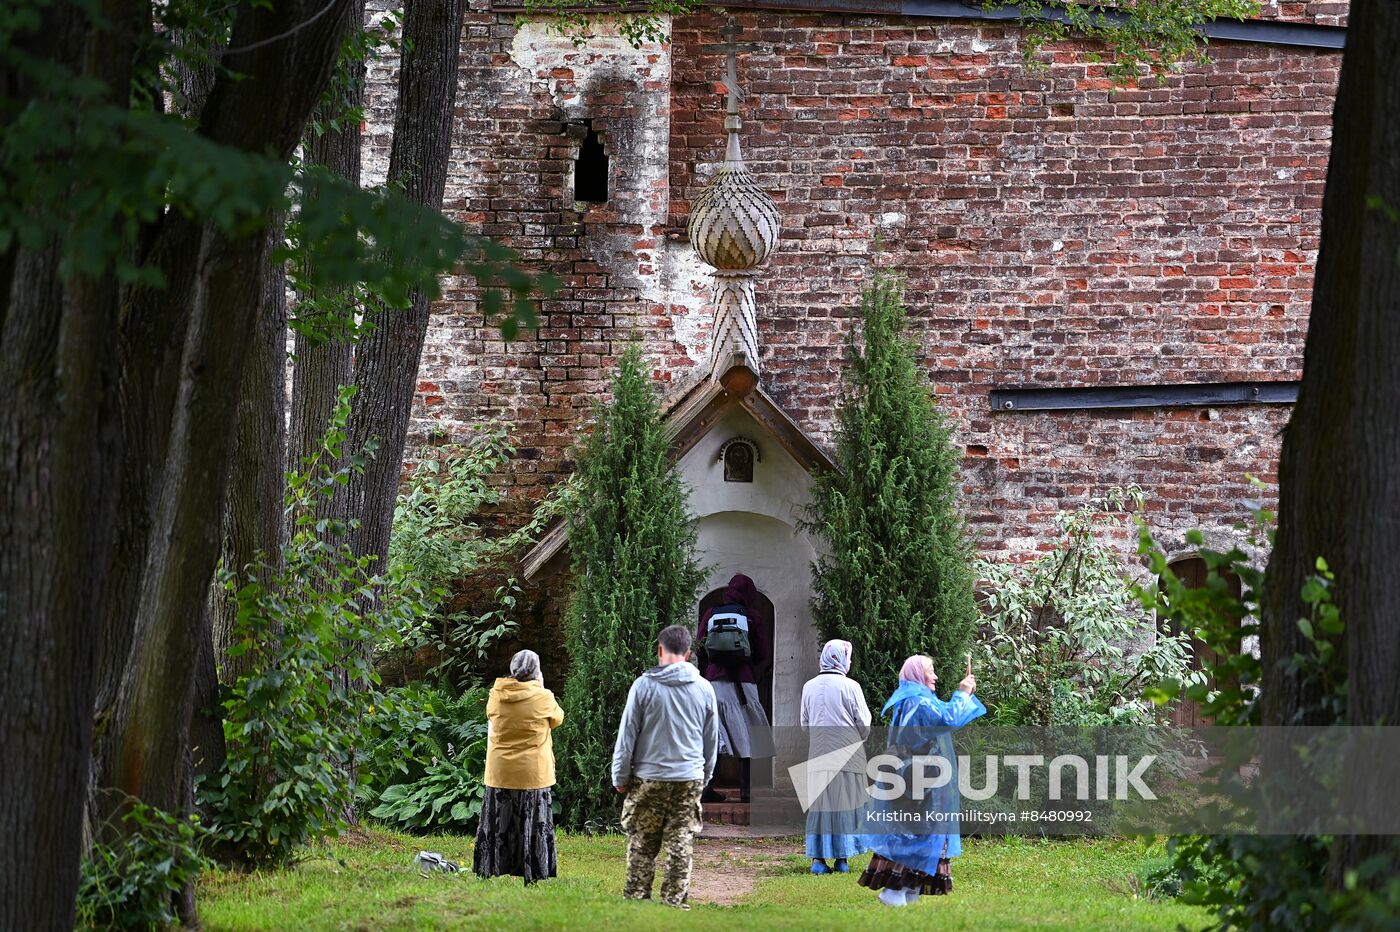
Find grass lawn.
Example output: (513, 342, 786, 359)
(199, 829, 1208, 930)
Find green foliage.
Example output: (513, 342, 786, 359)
(198, 388, 430, 867)
(1139, 501, 1399, 929)
(76, 798, 209, 931)
(521, 0, 697, 48)
(359, 686, 488, 797)
(386, 428, 563, 688)
(362, 685, 490, 833)
(368, 752, 488, 833)
(977, 486, 1192, 726)
(985, 0, 1261, 85)
(1134, 500, 1273, 726)
(806, 273, 978, 702)
(0, 1, 550, 332)
(554, 344, 704, 828)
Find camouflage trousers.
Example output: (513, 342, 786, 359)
(620, 778, 704, 907)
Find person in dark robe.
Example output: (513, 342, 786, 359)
(695, 573, 774, 803)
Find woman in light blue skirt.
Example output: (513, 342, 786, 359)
(799, 640, 871, 874)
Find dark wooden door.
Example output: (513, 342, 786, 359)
(1164, 557, 1241, 727)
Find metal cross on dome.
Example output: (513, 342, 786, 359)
(701, 18, 772, 128)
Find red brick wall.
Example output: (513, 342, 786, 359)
(387, 5, 1340, 580)
(665, 11, 1337, 553)
(1256, 0, 1348, 25)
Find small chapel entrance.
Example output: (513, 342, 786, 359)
(699, 585, 775, 789)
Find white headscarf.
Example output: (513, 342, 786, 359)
(819, 639, 853, 675)
(510, 649, 542, 683)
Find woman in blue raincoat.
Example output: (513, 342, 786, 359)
(858, 654, 984, 908)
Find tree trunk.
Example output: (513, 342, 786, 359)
(346, 0, 469, 576)
(91, 216, 205, 826)
(211, 218, 290, 680)
(0, 248, 123, 931)
(1262, 0, 1400, 884)
(95, 0, 357, 860)
(289, 12, 365, 473)
(0, 6, 132, 927)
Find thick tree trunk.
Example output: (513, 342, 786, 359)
(1262, 0, 1400, 884)
(0, 6, 131, 927)
(287, 31, 368, 821)
(91, 216, 204, 823)
(0, 249, 123, 931)
(212, 219, 290, 678)
(346, 0, 468, 575)
(95, 0, 357, 859)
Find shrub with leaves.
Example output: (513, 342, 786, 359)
(977, 486, 1192, 726)
(197, 388, 429, 866)
(363, 685, 490, 833)
(1139, 500, 1399, 929)
(76, 799, 208, 931)
(387, 427, 560, 688)
(368, 744, 489, 833)
(807, 273, 978, 700)
(554, 344, 704, 828)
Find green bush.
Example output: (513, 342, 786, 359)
(198, 388, 428, 867)
(76, 799, 208, 930)
(807, 272, 978, 698)
(977, 486, 1193, 726)
(368, 747, 488, 832)
(1139, 501, 1400, 929)
(554, 344, 703, 828)
(360, 684, 490, 833)
(386, 429, 561, 689)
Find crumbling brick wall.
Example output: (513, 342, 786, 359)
(364, 2, 1343, 675)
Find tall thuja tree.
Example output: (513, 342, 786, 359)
(808, 273, 977, 703)
(554, 345, 703, 828)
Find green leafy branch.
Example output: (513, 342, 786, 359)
(984, 0, 1262, 85)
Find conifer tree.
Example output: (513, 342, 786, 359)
(554, 344, 704, 827)
(808, 273, 978, 704)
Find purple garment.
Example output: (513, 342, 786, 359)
(696, 574, 770, 685)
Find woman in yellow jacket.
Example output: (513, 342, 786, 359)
(473, 649, 565, 884)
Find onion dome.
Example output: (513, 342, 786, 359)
(687, 132, 781, 272)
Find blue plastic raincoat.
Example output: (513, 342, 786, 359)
(861, 682, 986, 872)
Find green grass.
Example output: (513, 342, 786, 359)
(199, 830, 1209, 930)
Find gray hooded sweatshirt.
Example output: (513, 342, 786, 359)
(611, 661, 719, 786)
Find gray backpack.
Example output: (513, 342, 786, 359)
(703, 604, 752, 670)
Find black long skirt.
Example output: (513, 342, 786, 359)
(472, 787, 557, 885)
(857, 853, 954, 896)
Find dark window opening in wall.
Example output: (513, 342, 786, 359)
(574, 120, 608, 203)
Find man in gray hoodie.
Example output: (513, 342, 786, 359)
(612, 624, 719, 909)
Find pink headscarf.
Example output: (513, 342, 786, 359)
(897, 654, 936, 689)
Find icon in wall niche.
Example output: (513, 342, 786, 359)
(719, 436, 760, 483)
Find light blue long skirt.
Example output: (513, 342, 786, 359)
(804, 770, 869, 859)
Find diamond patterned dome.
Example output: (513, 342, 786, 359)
(688, 146, 781, 272)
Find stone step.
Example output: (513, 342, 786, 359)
(702, 801, 750, 825)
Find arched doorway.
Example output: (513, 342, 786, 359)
(698, 586, 775, 789)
